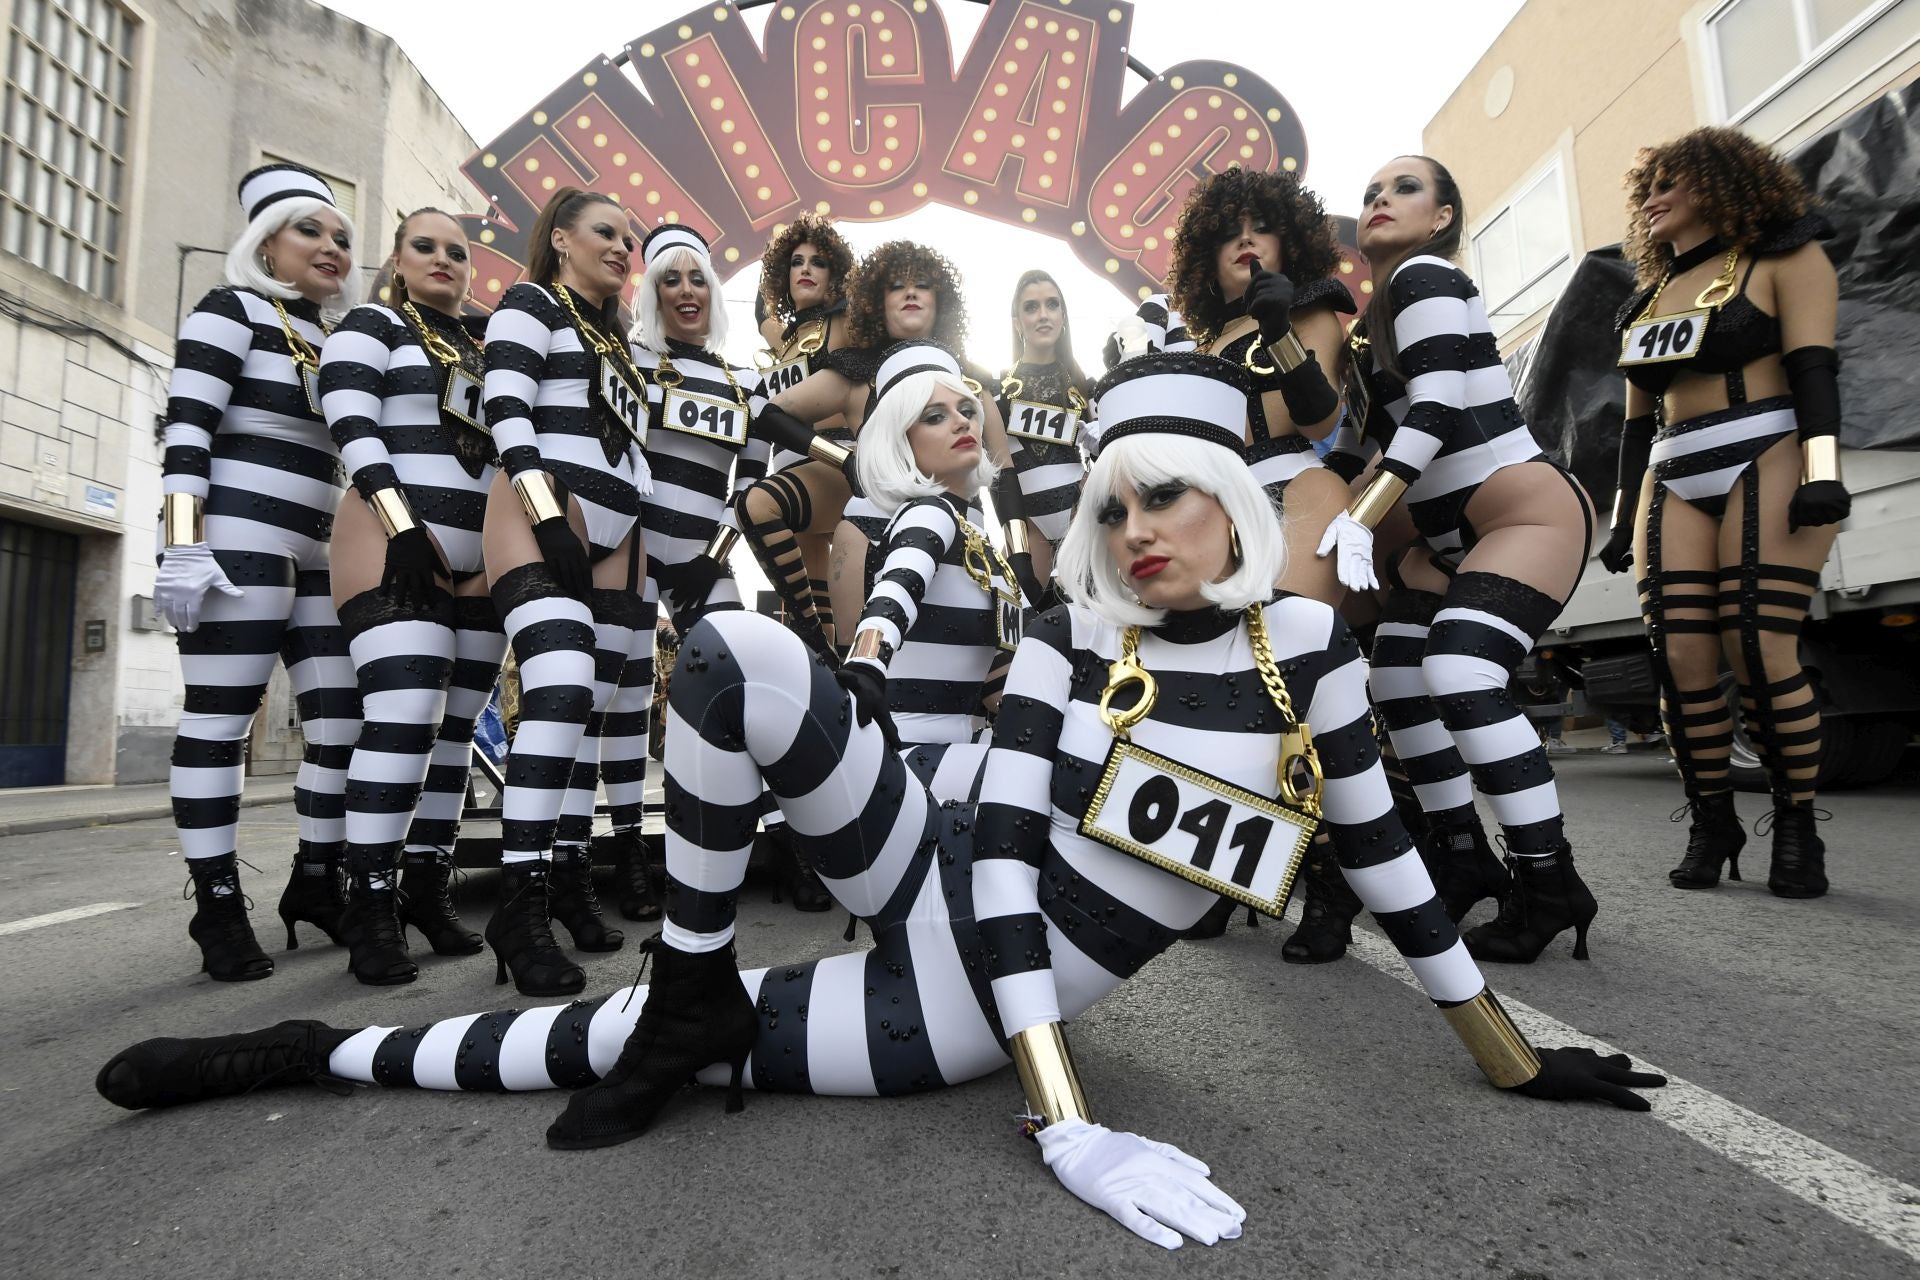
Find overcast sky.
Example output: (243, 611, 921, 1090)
(316, 0, 1524, 376)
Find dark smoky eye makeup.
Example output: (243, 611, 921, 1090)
(1362, 185, 1381, 205)
(1143, 481, 1187, 507)
(1096, 500, 1125, 525)
(1396, 177, 1423, 193)
(447, 245, 467, 261)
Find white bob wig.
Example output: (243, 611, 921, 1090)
(223, 195, 361, 318)
(1054, 431, 1287, 629)
(632, 243, 729, 355)
(855, 369, 999, 515)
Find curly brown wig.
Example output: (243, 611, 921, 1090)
(1624, 127, 1813, 285)
(845, 239, 969, 353)
(757, 212, 855, 323)
(1168, 168, 1342, 343)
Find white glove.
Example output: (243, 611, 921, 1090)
(1035, 1117, 1246, 1250)
(1315, 511, 1379, 592)
(154, 542, 241, 633)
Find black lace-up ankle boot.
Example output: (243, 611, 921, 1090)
(600, 827, 662, 922)
(1419, 814, 1512, 921)
(186, 852, 273, 981)
(340, 854, 417, 986)
(485, 859, 586, 996)
(545, 936, 758, 1150)
(547, 844, 625, 952)
(1463, 843, 1598, 964)
(1668, 790, 1745, 889)
(1281, 850, 1363, 964)
(397, 848, 483, 955)
(275, 840, 348, 950)
(1764, 801, 1829, 899)
(96, 1020, 353, 1110)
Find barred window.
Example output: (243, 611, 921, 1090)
(1, 0, 134, 299)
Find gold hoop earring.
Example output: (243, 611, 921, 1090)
(1229, 524, 1243, 565)
(262, 254, 277, 280)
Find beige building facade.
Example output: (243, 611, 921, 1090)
(0, 0, 476, 786)
(1423, 0, 1920, 348)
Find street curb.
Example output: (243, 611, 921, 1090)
(0, 789, 296, 839)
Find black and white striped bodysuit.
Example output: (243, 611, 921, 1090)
(482, 283, 648, 863)
(326, 599, 1490, 1097)
(1359, 256, 1549, 561)
(318, 303, 508, 876)
(996, 362, 1092, 546)
(161, 286, 359, 863)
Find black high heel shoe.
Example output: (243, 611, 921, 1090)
(96, 1020, 353, 1110)
(1669, 791, 1745, 889)
(598, 827, 662, 922)
(1420, 815, 1512, 921)
(1762, 801, 1829, 899)
(1281, 852, 1361, 964)
(185, 853, 273, 982)
(340, 864, 418, 986)
(397, 848, 484, 955)
(1462, 843, 1597, 964)
(545, 935, 759, 1150)
(767, 825, 832, 913)
(547, 844, 625, 952)
(276, 842, 348, 950)
(485, 860, 586, 996)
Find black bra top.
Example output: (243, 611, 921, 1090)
(1617, 214, 1829, 394)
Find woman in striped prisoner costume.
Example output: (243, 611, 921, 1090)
(100, 355, 1662, 1249)
(585, 224, 771, 923)
(479, 187, 649, 995)
(318, 209, 507, 985)
(156, 164, 362, 982)
(996, 270, 1096, 595)
(1322, 156, 1600, 965)
(737, 214, 858, 658)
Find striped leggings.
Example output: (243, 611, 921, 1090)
(337, 590, 506, 883)
(171, 549, 359, 863)
(326, 609, 1009, 1097)
(1369, 573, 1568, 857)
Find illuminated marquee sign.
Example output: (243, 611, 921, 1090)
(458, 0, 1325, 309)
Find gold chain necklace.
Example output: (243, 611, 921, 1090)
(1099, 607, 1323, 817)
(552, 283, 645, 384)
(401, 298, 482, 370)
(999, 363, 1088, 416)
(269, 297, 326, 368)
(653, 343, 750, 414)
(1636, 246, 1741, 323)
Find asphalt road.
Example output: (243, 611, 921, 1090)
(1, 752, 1915, 1280)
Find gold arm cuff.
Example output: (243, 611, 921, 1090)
(1347, 471, 1408, 530)
(1004, 518, 1032, 557)
(512, 472, 566, 525)
(809, 436, 852, 468)
(1008, 1022, 1091, 1128)
(1268, 329, 1310, 374)
(1801, 435, 1840, 486)
(849, 628, 888, 663)
(369, 487, 418, 538)
(1440, 990, 1543, 1089)
(162, 493, 203, 547)
(703, 525, 742, 563)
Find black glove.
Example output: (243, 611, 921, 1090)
(1788, 479, 1850, 533)
(835, 661, 901, 753)
(381, 526, 447, 612)
(1598, 524, 1635, 575)
(669, 553, 725, 616)
(1008, 550, 1050, 611)
(1245, 258, 1297, 345)
(1101, 330, 1122, 372)
(1514, 1046, 1667, 1112)
(532, 515, 593, 600)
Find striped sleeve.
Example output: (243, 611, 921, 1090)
(973, 605, 1075, 1038)
(1377, 257, 1475, 486)
(161, 287, 252, 499)
(482, 283, 554, 480)
(1277, 599, 1486, 1007)
(320, 304, 402, 501)
(847, 498, 960, 672)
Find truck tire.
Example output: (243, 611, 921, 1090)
(1719, 672, 1852, 793)
(1836, 718, 1912, 788)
